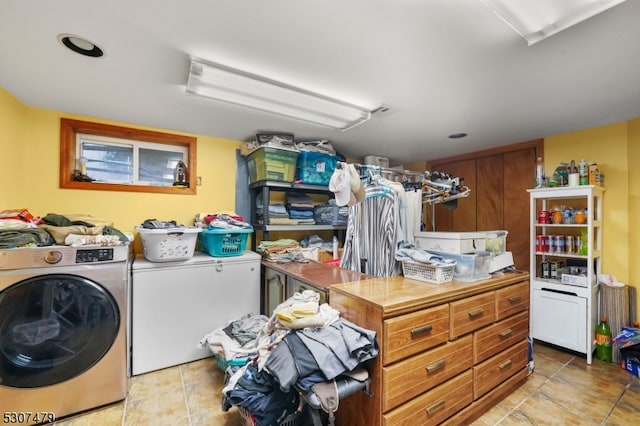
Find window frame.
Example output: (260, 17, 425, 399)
(60, 118, 197, 195)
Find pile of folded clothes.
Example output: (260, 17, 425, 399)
(285, 192, 315, 225)
(255, 200, 292, 225)
(257, 239, 308, 264)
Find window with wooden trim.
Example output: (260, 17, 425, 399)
(60, 118, 197, 195)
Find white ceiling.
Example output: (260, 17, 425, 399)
(2, 1, 639, 166)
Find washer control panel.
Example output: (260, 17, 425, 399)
(76, 248, 115, 263)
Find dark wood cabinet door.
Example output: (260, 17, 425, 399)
(504, 148, 536, 271)
(432, 159, 477, 232)
(477, 154, 504, 231)
(425, 140, 542, 274)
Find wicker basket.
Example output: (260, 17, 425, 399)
(401, 260, 456, 284)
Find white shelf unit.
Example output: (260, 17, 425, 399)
(528, 185, 605, 364)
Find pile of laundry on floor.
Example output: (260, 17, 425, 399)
(198, 290, 378, 426)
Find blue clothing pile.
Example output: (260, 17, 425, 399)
(224, 362, 300, 426)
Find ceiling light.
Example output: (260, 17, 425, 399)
(480, 0, 627, 45)
(448, 133, 468, 139)
(57, 34, 104, 57)
(186, 58, 376, 130)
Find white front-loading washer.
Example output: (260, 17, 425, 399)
(0, 245, 130, 425)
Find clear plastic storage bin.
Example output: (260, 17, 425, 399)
(430, 251, 492, 282)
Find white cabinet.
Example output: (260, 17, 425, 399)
(528, 185, 604, 364)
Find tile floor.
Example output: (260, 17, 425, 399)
(55, 342, 640, 426)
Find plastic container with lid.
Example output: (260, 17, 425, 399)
(429, 251, 492, 282)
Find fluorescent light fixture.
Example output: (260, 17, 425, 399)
(186, 58, 374, 130)
(480, 0, 627, 45)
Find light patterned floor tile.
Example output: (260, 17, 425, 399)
(48, 341, 640, 425)
(509, 391, 598, 426)
(54, 402, 124, 426)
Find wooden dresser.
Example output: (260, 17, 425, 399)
(329, 271, 530, 426)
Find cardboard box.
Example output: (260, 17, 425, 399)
(621, 350, 640, 378)
(614, 326, 640, 378)
(364, 155, 390, 168)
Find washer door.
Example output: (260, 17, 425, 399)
(0, 273, 120, 388)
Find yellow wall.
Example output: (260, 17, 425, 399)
(544, 121, 637, 318)
(628, 117, 640, 319)
(2, 86, 640, 317)
(1, 91, 244, 254)
(0, 88, 29, 207)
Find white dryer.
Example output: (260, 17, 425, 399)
(130, 251, 260, 375)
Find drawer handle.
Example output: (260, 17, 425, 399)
(468, 308, 484, 318)
(410, 324, 433, 338)
(499, 359, 512, 370)
(426, 399, 446, 415)
(508, 295, 522, 304)
(498, 329, 513, 338)
(425, 359, 445, 374)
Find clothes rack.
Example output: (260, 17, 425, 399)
(335, 161, 471, 206)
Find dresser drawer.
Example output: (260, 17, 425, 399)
(473, 311, 529, 364)
(383, 334, 472, 412)
(449, 292, 496, 339)
(495, 281, 529, 320)
(383, 370, 474, 426)
(384, 304, 449, 364)
(473, 339, 528, 399)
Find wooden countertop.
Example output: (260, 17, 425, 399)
(261, 260, 373, 291)
(330, 271, 530, 317)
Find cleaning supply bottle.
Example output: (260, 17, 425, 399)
(595, 317, 612, 362)
(535, 157, 545, 188)
(578, 228, 588, 255)
(578, 159, 588, 185)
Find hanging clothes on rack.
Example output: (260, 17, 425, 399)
(340, 169, 412, 277)
(340, 185, 399, 277)
(404, 187, 423, 242)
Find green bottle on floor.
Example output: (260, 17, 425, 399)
(595, 317, 612, 362)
